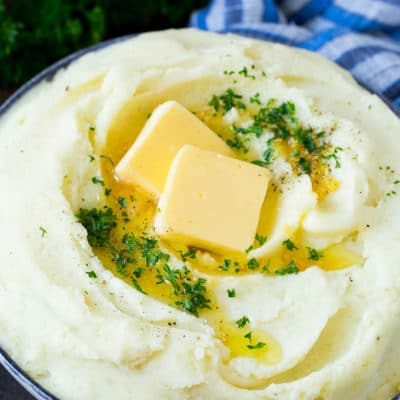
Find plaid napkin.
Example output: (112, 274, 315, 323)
(190, 0, 400, 113)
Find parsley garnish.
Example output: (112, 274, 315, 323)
(236, 315, 250, 328)
(247, 341, 266, 350)
(255, 233, 267, 246)
(247, 258, 259, 270)
(208, 95, 219, 112)
(238, 66, 256, 80)
(131, 278, 147, 294)
(298, 157, 311, 174)
(275, 260, 299, 275)
(133, 267, 145, 278)
(243, 330, 266, 349)
(88, 155, 95, 162)
(209, 89, 246, 115)
(39, 226, 47, 237)
(86, 271, 97, 278)
(307, 247, 324, 261)
(282, 239, 298, 251)
(226, 135, 249, 153)
(118, 196, 127, 208)
(250, 92, 261, 105)
(75, 207, 117, 247)
(245, 245, 253, 253)
(227, 289, 236, 298)
(218, 259, 231, 271)
(178, 248, 197, 262)
(91, 176, 104, 186)
(323, 147, 343, 168)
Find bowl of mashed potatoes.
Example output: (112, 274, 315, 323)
(0, 29, 399, 400)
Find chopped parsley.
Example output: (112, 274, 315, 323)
(131, 278, 146, 294)
(39, 226, 47, 237)
(247, 341, 266, 350)
(298, 157, 311, 174)
(282, 239, 298, 251)
(133, 267, 145, 278)
(104, 188, 112, 197)
(86, 271, 97, 278)
(238, 66, 256, 80)
(247, 258, 259, 270)
(243, 330, 266, 349)
(245, 245, 253, 253)
(275, 260, 299, 275)
(226, 135, 249, 153)
(156, 265, 211, 316)
(255, 233, 267, 246)
(250, 92, 261, 105)
(218, 259, 231, 271)
(227, 288, 236, 298)
(91, 176, 104, 186)
(235, 315, 250, 328)
(323, 147, 343, 168)
(307, 247, 324, 261)
(178, 248, 197, 262)
(209, 88, 246, 115)
(117, 196, 127, 208)
(208, 95, 219, 112)
(88, 155, 95, 162)
(75, 207, 117, 247)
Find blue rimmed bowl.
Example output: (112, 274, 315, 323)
(0, 33, 399, 400)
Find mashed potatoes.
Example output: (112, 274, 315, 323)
(0, 29, 399, 400)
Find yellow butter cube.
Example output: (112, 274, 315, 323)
(154, 145, 271, 254)
(115, 101, 234, 196)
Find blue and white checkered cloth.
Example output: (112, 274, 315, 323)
(190, 0, 400, 111)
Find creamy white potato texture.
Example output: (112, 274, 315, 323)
(0, 29, 400, 400)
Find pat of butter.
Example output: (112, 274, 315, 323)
(154, 145, 271, 254)
(115, 101, 234, 196)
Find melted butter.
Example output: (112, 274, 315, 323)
(203, 307, 282, 365)
(88, 97, 363, 366)
(266, 241, 363, 273)
(274, 139, 340, 201)
(256, 181, 281, 240)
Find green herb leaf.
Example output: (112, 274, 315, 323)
(227, 289, 236, 298)
(247, 341, 266, 350)
(131, 278, 147, 294)
(91, 176, 104, 186)
(298, 157, 311, 174)
(117, 196, 127, 208)
(219, 259, 232, 271)
(255, 233, 267, 246)
(307, 247, 324, 261)
(86, 271, 97, 278)
(178, 248, 197, 262)
(282, 239, 298, 251)
(275, 260, 299, 276)
(244, 331, 252, 340)
(247, 258, 259, 270)
(75, 207, 117, 247)
(236, 315, 250, 329)
(39, 226, 47, 237)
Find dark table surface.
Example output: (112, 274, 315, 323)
(0, 365, 35, 400)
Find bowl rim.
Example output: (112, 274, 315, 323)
(0, 31, 399, 400)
